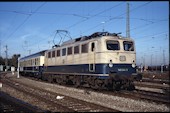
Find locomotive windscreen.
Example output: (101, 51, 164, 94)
(106, 40, 120, 50)
(123, 41, 134, 51)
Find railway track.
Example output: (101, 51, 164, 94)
(89, 87, 170, 106)
(141, 77, 170, 85)
(121, 89, 169, 105)
(0, 72, 9, 76)
(1, 78, 119, 112)
(134, 81, 170, 95)
(17, 75, 170, 106)
(134, 81, 169, 90)
(134, 89, 170, 104)
(0, 91, 45, 113)
(1, 73, 169, 111)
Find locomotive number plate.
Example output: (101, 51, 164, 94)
(119, 55, 126, 61)
(118, 68, 128, 71)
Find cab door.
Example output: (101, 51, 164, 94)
(88, 41, 96, 72)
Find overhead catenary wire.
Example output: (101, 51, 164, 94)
(23, 1, 158, 51)
(19, 2, 152, 47)
(1, 2, 168, 62)
(72, 1, 152, 38)
(3, 2, 123, 33)
(123, 18, 168, 38)
(23, 2, 124, 48)
(2, 9, 168, 23)
(135, 31, 168, 40)
(65, 2, 124, 30)
(2, 2, 46, 44)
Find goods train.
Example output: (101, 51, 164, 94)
(19, 32, 142, 90)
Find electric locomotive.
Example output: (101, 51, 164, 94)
(19, 32, 142, 90)
(42, 32, 141, 90)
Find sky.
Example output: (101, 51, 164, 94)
(0, 1, 169, 66)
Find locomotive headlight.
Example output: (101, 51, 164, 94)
(109, 60, 113, 67)
(132, 60, 136, 68)
(132, 63, 136, 68)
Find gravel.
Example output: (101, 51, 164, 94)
(1, 84, 50, 112)
(2, 73, 170, 112)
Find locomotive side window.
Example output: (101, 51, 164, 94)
(57, 50, 60, 57)
(37, 58, 39, 65)
(52, 51, 55, 57)
(67, 47, 72, 55)
(29, 60, 32, 66)
(62, 48, 66, 56)
(31, 60, 32, 66)
(106, 40, 120, 50)
(81, 43, 88, 53)
(74, 45, 79, 54)
(34, 58, 37, 65)
(28, 60, 30, 66)
(48, 52, 51, 58)
(36, 58, 38, 65)
(123, 41, 134, 51)
(91, 42, 95, 52)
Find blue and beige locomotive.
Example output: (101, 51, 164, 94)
(19, 32, 142, 90)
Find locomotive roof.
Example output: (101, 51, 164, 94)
(60, 31, 133, 46)
(62, 32, 119, 45)
(20, 50, 47, 61)
(48, 31, 134, 52)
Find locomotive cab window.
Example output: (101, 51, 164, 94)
(123, 41, 134, 51)
(106, 40, 120, 50)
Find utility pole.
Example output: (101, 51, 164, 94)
(163, 50, 165, 65)
(0, 40, 1, 57)
(17, 57, 20, 78)
(151, 54, 153, 72)
(143, 54, 146, 71)
(126, 2, 130, 38)
(161, 49, 165, 73)
(101, 21, 105, 32)
(155, 52, 157, 72)
(4, 45, 8, 71)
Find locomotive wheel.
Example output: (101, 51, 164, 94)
(88, 77, 96, 89)
(113, 81, 122, 91)
(127, 81, 135, 91)
(120, 80, 135, 91)
(75, 80, 81, 87)
(47, 75, 53, 83)
(105, 78, 113, 91)
(74, 76, 81, 87)
(56, 76, 62, 85)
(37, 74, 42, 80)
(42, 74, 47, 81)
(90, 79, 104, 90)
